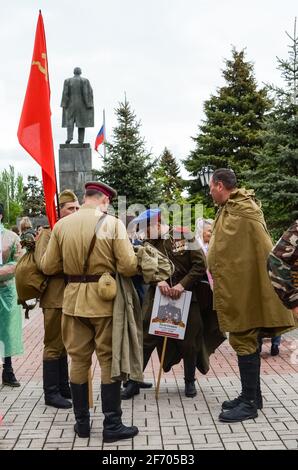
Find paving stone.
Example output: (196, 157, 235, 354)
(224, 443, 240, 450)
(283, 440, 298, 449)
(254, 441, 286, 450)
(239, 442, 256, 450)
(2, 308, 298, 451)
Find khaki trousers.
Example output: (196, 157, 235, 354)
(62, 314, 113, 384)
(229, 328, 260, 356)
(43, 308, 66, 360)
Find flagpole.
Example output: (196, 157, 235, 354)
(103, 108, 106, 159)
(54, 160, 60, 220)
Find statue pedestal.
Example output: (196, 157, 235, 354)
(59, 143, 92, 203)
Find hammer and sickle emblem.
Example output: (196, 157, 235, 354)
(32, 52, 48, 80)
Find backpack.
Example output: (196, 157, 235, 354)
(15, 244, 48, 303)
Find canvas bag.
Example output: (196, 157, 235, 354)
(15, 247, 48, 302)
(98, 272, 117, 300)
(135, 242, 175, 284)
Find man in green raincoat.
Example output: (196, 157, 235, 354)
(207, 168, 296, 423)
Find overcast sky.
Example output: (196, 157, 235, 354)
(0, 0, 297, 184)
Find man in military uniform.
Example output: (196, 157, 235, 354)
(157, 300, 182, 324)
(122, 209, 225, 399)
(268, 220, 298, 318)
(207, 168, 295, 423)
(35, 190, 80, 409)
(40, 181, 139, 443)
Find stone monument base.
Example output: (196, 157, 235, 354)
(59, 143, 92, 203)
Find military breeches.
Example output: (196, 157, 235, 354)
(229, 328, 260, 356)
(62, 314, 113, 384)
(43, 308, 66, 360)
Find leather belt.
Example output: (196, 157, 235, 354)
(67, 274, 101, 283)
(49, 273, 65, 280)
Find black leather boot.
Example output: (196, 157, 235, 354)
(185, 381, 197, 398)
(184, 358, 197, 397)
(222, 352, 263, 410)
(123, 380, 152, 389)
(102, 382, 139, 443)
(43, 360, 72, 409)
(70, 382, 90, 438)
(271, 344, 279, 356)
(219, 352, 259, 422)
(256, 353, 263, 409)
(121, 346, 154, 399)
(121, 380, 140, 400)
(222, 393, 263, 410)
(59, 356, 71, 399)
(2, 357, 20, 387)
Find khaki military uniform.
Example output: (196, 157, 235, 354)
(207, 189, 295, 356)
(35, 228, 66, 360)
(41, 204, 138, 384)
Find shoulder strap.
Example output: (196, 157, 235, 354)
(83, 213, 107, 275)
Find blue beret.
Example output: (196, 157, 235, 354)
(132, 208, 161, 224)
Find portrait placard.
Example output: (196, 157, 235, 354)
(148, 289, 192, 340)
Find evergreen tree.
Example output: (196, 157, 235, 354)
(184, 48, 271, 200)
(94, 98, 159, 209)
(153, 147, 183, 203)
(22, 175, 45, 217)
(0, 166, 24, 225)
(246, 21, 298, 238)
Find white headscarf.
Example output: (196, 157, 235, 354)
(195, 218, 213, 254)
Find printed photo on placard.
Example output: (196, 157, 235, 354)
(149, 289, 192, 340)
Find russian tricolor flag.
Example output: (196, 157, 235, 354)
(95, 124, 105, 152)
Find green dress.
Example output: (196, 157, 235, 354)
(0, 224, 24, 357)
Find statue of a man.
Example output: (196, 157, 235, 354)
(61, 67, 94, 144)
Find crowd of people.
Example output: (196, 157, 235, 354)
(0, 168, 297, 441)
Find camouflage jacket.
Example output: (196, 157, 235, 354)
(268, 220, 298, 309)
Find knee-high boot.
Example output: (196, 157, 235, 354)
(59, 356, 71, 399)
(102, 382, 139, 443)
(222, 352, 263, 410)
(219, 352, 259, 422)
(43, 359, 72, 409)
(70, 382, 90, 438)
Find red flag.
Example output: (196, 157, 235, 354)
(18, 11, 57, 228)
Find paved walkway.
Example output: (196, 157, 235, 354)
(1, 307, 298, 450)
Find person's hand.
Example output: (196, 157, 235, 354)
(292, 306, 298, 320)
(158, 281, 171, 297)
(170, 283, 185, 300)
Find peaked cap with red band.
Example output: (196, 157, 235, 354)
(85, 181, 117, 200)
